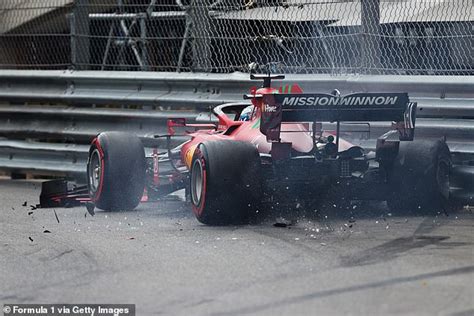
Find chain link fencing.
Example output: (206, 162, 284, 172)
(0, 0, 472, 75)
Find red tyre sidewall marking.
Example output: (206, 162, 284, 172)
(90, 137, 105, 203)
(192, 148, 207, 217)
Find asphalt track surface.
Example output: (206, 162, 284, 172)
(0, 179, 473, 316)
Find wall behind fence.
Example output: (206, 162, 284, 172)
(0, 0, 472, 75)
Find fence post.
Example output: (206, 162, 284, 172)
(190, 0, 211, 72)
(361, 0, 381, 73)
(140, 13, 149, 71)
(71, 0, 90, 70)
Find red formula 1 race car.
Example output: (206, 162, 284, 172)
(41, 74, 452, 224)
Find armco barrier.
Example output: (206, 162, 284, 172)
(0, 71, 472, 194)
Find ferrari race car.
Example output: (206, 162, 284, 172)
(41, 74, 453, 225)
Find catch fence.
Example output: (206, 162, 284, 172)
(0, 0, 472, 74)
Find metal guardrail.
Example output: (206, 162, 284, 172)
(0, 71, 473, 189)
(1, 107, 473, 179)
(0, 138, 87, 176)
(1, 70, 473, 107)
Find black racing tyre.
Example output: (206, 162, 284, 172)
(190, 140, 262, 225)
(386, 139, 451, 213)
(87, 132, 146, 211)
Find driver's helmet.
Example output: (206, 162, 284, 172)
(239, 105, 254, 121)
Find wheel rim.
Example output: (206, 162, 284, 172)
(88, 149, 102, 194)
(191, 159, 204, 206)
(437, 161, 450, 199)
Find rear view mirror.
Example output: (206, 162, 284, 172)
(167, 118, 187, 136)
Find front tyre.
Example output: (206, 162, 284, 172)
(190, 141, 262, 225)
(87, 132, 146, 211)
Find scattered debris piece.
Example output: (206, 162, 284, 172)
(86, 203, 95, 216)
(22, 201, 27, 206)
(28, 237, 33, 242)
(28, 211, 33, 216)
(43, 230, 51, 233)
(11, 207, 15, 211)
(53, 210, 60, 223)
(127, 237, 135, 240)
(30, 205, 37, 210)
(274, 217, 294, 228)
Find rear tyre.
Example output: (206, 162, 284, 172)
(386, 139, 451, 213)
(87, 132, 146, 211)
(190, 141, 262, 225)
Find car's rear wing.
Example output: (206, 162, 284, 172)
(261, 92, 417, 142)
